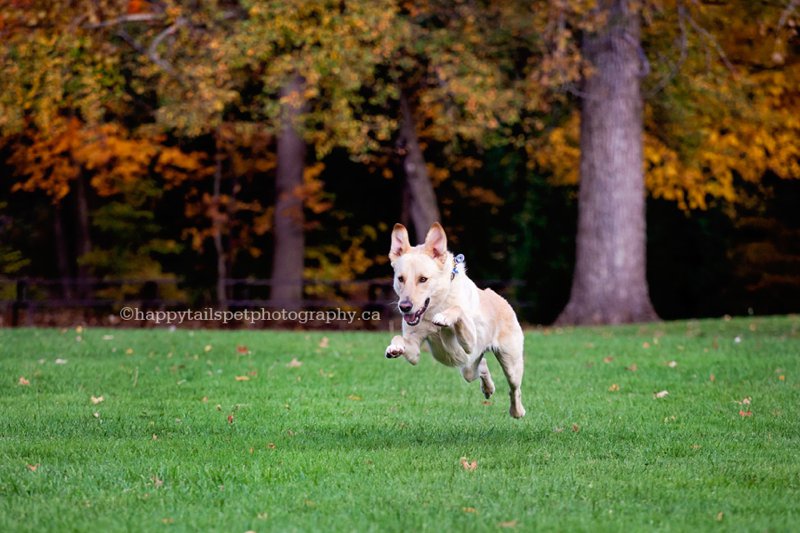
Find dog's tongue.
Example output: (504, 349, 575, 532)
(403, 313, 415, 324)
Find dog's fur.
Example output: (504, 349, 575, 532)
(384, 223, 526, 418)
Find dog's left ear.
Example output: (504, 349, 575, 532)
(423, 222, 448, 264)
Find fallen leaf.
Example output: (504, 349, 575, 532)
(739, 410, 752, 417)
(553, 426, 564, 433)
(125, 348, 134, 355)
(741, 397, 751, 405)
(75, 326, 84, 334)
(90, 395, 105, 405)
(716, 512, 724, 522)
(227, 414, 234, 424)
(319, 336, 329, 348)
(734, 336, 742, 344)
(152, 434, 158, 440)
(267, 442, 277, 449)
(463, 507, 477, 513)
(236, 345, 250, 354)
(460, 457, 478, 471)
(499, 520, 518, 529)
(626, 364, 638, 372)
(93, 412, 100, 418)
(347, 394, 363, 401)
(54, 358, 68, 365)
(204, 344, 213, 352)
(152, 475, 164, 488)
(709, 373, 716, 382)
(234, 376, 250, 382)
(603, 356, 614, 363)
(654, 390, 669, 399)
(201, 396, 209, 403)
(608, 383, 620, 392)
(778, 375, 785, 381)
(287, 358, 303, 368)
(102, 335, 114, 341)
(482, 400, 492, 406)
(18, 376, 30, 386)
(642, 342, 650, 349)
(667, 360, 678, 368)
(571, 424, 580, 432)
(161, 518, 174, 525)
(26, 464, 40, 472)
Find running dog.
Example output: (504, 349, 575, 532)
(384, 223, 526, 418)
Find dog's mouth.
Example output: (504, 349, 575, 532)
(403, 298, 430, 326)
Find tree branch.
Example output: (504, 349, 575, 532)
(84, 13, 166, 29)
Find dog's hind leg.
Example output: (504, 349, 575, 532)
(479, 358, 495, 399)
(459, 356, 494, 399)
(493, 330, 526, 418)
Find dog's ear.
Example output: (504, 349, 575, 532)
(423, 222, 447, 264)
(389, 223, 411, 263)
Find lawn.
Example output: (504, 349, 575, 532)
(1, 316, 799, 532)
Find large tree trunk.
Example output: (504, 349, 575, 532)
(556, 0, 658, 325)
(399, 92, 441, 243)
(270, 74, 307, 310)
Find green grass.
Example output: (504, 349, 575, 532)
(1, 316, 799, 532)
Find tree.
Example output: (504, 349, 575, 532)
(271, 74, 307, 309)
(557, 0, 658, 325)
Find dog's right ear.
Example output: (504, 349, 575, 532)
(389, 223, 410, 263)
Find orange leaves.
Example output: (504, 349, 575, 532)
(8, 117, 207, 204)
(17, 376, 30, 386)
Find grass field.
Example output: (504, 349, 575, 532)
(1, 316, 799, 532)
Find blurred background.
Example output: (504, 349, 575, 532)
(1, 0, 798, 327)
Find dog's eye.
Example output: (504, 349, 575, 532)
(418, 276, 428, 283)
(397, 276, 404, 283)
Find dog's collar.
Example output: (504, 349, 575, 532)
(450, 253, 465, 281)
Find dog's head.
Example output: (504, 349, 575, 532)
(389, 222, 450, 326)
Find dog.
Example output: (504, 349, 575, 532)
(384, 222, 526, 418)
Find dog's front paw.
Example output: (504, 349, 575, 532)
(385, 343, 405, 359)
(432, 312, 453, 328)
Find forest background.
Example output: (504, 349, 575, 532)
(1, 0, 799, 325)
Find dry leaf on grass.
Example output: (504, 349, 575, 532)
(26, 464, 40, 472)
(90, 395, 105, 405)
(18, 376, 30, 386)
(460, 457, 478, 471)
(654, 390, 669, 399)
(499, 520, 518, 528)
(236, 345, 250, 354)
(227, 414, 234, 424)
(462, 507, 477, 513)
(234, 376, 250, 382)
(287, 358, 303, 368)
(347, 394, 363, 401)
(608, 383, 620, 392)
(319, 336, 329, 348)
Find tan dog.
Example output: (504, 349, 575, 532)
(384, 223, 526, 418)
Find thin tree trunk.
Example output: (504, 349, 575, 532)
(74, 170, 92, 299)
(270, 74, 307, 310)
(556, 0, 658, 325)
(212, 140, 228, 310)
(399, 92, 441, 242)
(53, 202, 73, 299)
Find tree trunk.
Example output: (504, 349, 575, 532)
(270, 74, 307, 310)
(74, 171, 92, 300)
(556, 0, 658, 325)
(399, 92, 441, 243)
(212, 142, 228, 310)
(52, 202, 74, 299)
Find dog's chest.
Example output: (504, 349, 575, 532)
(426, 329, 469, 367)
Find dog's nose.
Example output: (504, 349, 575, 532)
(399, 300, 413, 313)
